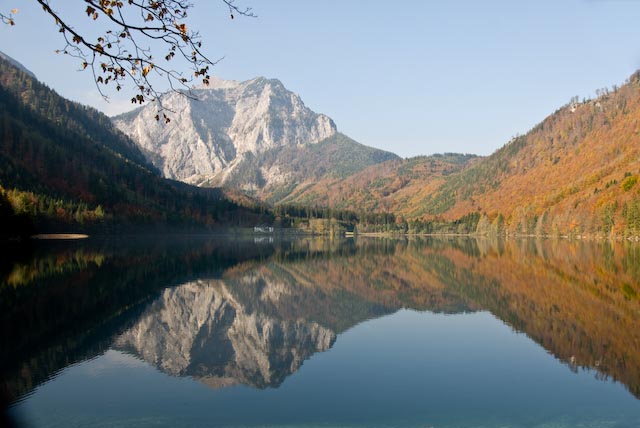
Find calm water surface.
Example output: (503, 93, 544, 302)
(1, 236, 639, 427)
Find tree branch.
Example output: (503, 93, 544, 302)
(3, 0, 256, 121)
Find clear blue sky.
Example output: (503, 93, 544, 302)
(2, 0, 640, 158)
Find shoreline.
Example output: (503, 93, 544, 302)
(31, 234, 89, 240)
(15, 230, 640, 242)
(355, 231, 640, 241)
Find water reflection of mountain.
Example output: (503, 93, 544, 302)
(115, 280, 336, 389)
(442, 238, 640, 398)
(0, 237, 280, 401)
(2, 236, 639, 401)
(113, 244, 471, 389)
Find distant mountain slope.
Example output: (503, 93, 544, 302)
(418, 71, 640, 236)
(278, 152, 479, 213)
(113, 77, 399, 200)
(214, 133, 399, 202)
(0, 51, 36, 79)
(0, 54, 262, 232)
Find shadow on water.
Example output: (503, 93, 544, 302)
(1, 235, 640, 417)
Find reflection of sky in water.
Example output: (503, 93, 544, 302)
(83, 350, 150, 378)
(12, 310, 640, 428)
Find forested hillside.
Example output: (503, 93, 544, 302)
(276, 72, 640, 238)
(277, 152, 478, 213)
(417, 71, 640, 237)
(0, 55, 266, 236)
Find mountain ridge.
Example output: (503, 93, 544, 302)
(0, 51, 36, 79)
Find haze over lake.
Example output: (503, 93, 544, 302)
(2, 236, 639, 427)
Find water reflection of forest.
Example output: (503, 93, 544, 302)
(1, 236, 639, 402)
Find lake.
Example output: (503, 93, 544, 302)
(1, 235, 640, 428)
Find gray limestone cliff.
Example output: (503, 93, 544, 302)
(112, 77, 337, 186)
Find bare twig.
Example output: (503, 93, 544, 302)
(0, 8, 18, 25)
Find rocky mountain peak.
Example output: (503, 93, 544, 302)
(113, 76, 337, 185)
